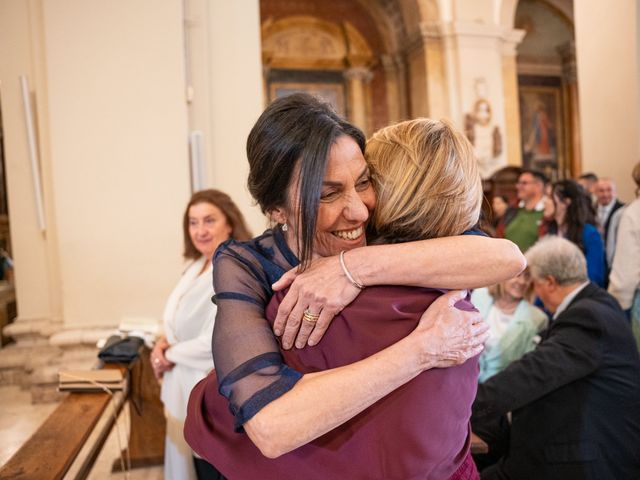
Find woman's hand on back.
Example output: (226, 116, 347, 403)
(413, 290, 489, 369)
(272, 255, 363, 349)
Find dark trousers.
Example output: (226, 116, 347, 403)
(193, 456, 227, 480)
(471, 414, 511, 479)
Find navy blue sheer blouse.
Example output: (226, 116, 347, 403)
(211, 226, 486, 430)
(211, 227, 303, 429)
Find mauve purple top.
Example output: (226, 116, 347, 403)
(185, 284, 480, 479)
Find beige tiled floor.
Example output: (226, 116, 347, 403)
(0, 385, 163, 479)
(0, 385, 58, 467)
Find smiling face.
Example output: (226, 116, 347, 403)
(502, 270, 531, 301)
(278, 135, 376, 259)
(516, 172, 543, 202)
(188, 202, 232, 260)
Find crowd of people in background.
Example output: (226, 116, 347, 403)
(469, 162, 640, 478)
(492, 164, 639, 329)
(146, 93, 640, 480)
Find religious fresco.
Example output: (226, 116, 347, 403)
(518, 81, 566, 181)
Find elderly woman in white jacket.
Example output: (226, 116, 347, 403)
(150, 189, 251, 480)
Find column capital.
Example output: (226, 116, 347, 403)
(557, 40, 577, 84)
(343, 66, 373, 83)
(380, 53, 405, 73)
(419, 21, 443, 40)
(501, 28, 526, 56)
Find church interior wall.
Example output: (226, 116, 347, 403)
(0, 0, 638, 334)
(198, 0, 266, 233)
(407, 43, 429, 117)
(575, 0, 638, 203)
(0, 0, 196, 328)
(0, 0, 56, 321)
(43, 0, 192, 328)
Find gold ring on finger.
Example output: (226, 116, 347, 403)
(303, 309, 320, 324)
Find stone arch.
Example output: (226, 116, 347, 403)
(261, 16, 373, 70)
(260, 0, 413, 133)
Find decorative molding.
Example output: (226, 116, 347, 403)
(419, 21, 443, 40)
(261, 16, 373, 70)
(343, 67, 374, 83)
(557, 40, 577, 83)
(501, 28, 527, 56)
(380, 53, 405, 73)
(517, 62, 563, 77)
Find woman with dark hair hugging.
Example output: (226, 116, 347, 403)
(185, 94, 525, 479)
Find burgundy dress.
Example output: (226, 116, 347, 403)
(185, 229, 480, 479)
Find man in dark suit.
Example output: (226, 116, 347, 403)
(472, 236, 640, 480)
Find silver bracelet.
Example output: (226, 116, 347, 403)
(339, 250, 365, 290)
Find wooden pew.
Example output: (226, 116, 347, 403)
(0, 383, 125, 479)
(0, 348, 164, 479)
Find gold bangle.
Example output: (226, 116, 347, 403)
(339, 250, 365, 290)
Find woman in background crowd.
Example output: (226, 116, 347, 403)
(150, 189, 251, 480)
(609, 161, 640, 346)
(547, 179, 605, 286)
(471, 270, 548, 382)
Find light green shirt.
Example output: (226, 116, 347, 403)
(505, 208, 544, 252)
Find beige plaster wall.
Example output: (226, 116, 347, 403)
(1, 0, 193, 328)
(0, 0, 59, 321)
(42, 0, 191, 327)
(184, 0, 266, 235)
(575, 0, 639, 202)
(206, 1, 267, 234)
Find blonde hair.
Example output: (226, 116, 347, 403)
(487, 269, 535, 302)
(366, 118, 482, 243)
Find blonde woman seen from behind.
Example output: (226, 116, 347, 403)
(471, 271, 548, 382)
(150, 189, 251, 480)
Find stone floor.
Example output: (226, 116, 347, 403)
(0, 385, 163, 479)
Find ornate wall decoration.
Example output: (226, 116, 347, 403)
(262, 15, 375, 131)
(464, 80, 504, 179)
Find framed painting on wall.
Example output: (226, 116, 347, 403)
(266, 69, 347, 117)
(269, 82, 346, 117)
(518, 79, 567, 181)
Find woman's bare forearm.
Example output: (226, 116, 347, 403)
(245, 290, 487, 457)
(346, 236, 526, 289)
(245, 334, 424, 458)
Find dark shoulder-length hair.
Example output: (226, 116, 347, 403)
(246, 93, 365, 269)
(183, 189, 252, 260)
(551, 179, 596, 249)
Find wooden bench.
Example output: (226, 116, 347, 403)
(0, 348, 165, 480)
